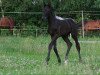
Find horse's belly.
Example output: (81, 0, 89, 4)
(58, 26, 71, 35)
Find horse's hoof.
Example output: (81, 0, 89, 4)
(79, 59, 82, 63)
(58, 59, 61, 64)
(64, 60, 68, 65)
(58, 62, 61, 65)
(79, 59, 84, 64)
(46, 62, 48, 65)
(44, 61, 48, 65)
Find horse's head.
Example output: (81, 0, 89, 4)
(42, 1, 54, 20)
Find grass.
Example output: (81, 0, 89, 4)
(0, 36, 100, 75)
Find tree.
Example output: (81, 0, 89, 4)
(0, 0, 99, 27)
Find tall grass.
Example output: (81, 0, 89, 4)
(0, 36, 100, 75)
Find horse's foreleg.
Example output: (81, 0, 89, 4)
(53, 41, 61, 64)
(46, 35, 58, 65)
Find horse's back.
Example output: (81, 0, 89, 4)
(58, 18, 78, 35)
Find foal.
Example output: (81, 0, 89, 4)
(43, 3, 82, 64)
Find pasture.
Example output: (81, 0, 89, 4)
(0, 36, 100, 75)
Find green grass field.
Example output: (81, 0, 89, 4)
(0, 36, 100, 75)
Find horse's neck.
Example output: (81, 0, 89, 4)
(47, 14, 55, 26)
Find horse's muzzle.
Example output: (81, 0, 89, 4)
(42, 16, 47, 21)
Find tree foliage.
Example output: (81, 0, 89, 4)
(0, 0, 100, 27)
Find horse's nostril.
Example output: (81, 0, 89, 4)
(42, 17, 44, 20)
(44, 17, 47, 20)
(42, 17, 44, 21)
(42, 17, 47, 20)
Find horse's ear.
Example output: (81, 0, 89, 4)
(43, 1, 46, 7)
(48, 0, 51, 7)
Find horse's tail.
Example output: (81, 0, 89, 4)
(67, 19, 79, 36)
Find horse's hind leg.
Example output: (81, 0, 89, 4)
(62, 35, 72, 64)
(53, 40, 61, 64)
(71, 33, 82, 62)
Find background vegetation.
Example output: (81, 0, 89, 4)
(0, 36, 100, 74)
(0, 0, 100, 28)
